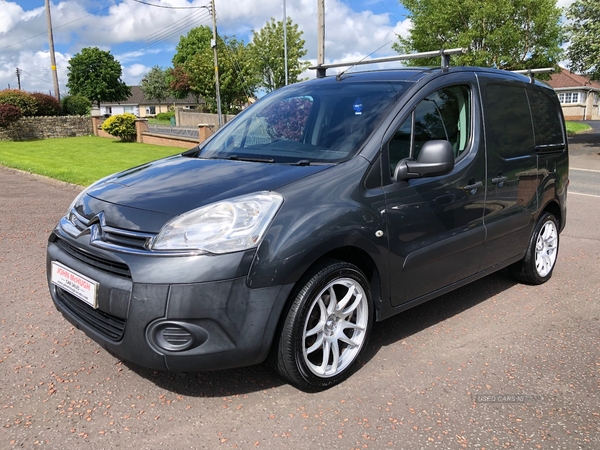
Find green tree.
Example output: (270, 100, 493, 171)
(171, 27, 258, 114)
(172, 26, 213, 65)
(140, 66, 169, 105)
(566, 0, 600, 80)
(394, 0, 563, 70)
(66, 47, 131, 108)
(250, 18, 310, 92)
(61, 95, 92, 116)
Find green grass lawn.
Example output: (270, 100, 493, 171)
(0, 136, 183, 186)
(565, 121, 592, 135)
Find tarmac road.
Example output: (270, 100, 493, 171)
(0, 130, 599, 449)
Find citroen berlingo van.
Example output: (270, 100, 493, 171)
(47, 54, 568, 390)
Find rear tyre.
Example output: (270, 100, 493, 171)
(509, 212, 559, 285)
(273, 260, 373, 391)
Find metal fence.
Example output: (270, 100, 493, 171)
(147, 124, 198, 139)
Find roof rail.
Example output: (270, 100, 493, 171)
(309, 48, 466, 78)
(511, 67, 555, 83)
(511, 68, 555, 75)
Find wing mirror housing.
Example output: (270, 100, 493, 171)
(394, 140, 455, 181)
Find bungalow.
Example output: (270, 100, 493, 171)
(97, 86, 204, 117)
(547, 68, 600, 121)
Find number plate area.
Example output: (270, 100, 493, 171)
(51, 261, 99, 309)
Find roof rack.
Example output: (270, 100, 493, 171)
(511, 68, 555, 83)
(309, 48, 467, 78)
(511, 68, 555, 75)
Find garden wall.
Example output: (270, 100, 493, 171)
(0, 116, 93, 141)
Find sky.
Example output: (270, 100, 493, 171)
(0, 0, 414, 96)
(0, 0, 576, 97)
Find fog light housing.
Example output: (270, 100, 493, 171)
(148, 321, 208, 352)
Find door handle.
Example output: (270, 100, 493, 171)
(462, 181, 482, 192)
(492, 176, 508, 185)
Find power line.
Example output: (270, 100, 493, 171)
(18, 68, 52, 84)
(133, 0, 211, 10)
(116, 9, 211, 60)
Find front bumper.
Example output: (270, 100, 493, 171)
(46, 230, 293, 372)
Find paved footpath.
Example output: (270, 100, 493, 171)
(1, 140, 599, 449)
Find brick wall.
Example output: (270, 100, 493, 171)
(140, 133, 198, 149)
(0, 116, 93, 141)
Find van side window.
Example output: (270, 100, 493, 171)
(485, 84, 534, 158)
(389, 85, 471, 176)
(527, 89, 565, 148)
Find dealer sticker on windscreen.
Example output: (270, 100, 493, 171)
(51, 261, 99, 309)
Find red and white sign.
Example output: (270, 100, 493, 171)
(51, 262, 99, 309)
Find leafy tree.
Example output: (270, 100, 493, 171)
(171, 27, 258, 114)
(394, 0, 563, 70)
(167, 65, 196, 103)
(140, 66, 169, 104)
(31, 93, 62, 116)
(0, 89, 38, 116)
(566, 0, 600, 80)
(101, 113, 137, 141)
(61, 95, 92, 116)
(250, 17, 310, 92)
(66, 47, 131, 108)
(172, 26, 214, 67)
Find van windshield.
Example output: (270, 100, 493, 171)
(199, 80, 410, 164)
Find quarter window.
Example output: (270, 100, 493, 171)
(527, 89, 565, 148)
(388, 85, 471, 176)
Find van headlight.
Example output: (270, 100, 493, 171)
(150, 191, 283, 254)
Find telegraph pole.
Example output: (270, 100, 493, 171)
(15, 68, 21, 90)
(211, 0, 222, 127)
(45, 0, 60, 100)
(283, 0, 288, 85)
(317, 0, 325, 65)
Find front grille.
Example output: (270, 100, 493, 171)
(56, 239, 131, 278)
(67, 209, 155, 252)
(56, 288, 126, 341)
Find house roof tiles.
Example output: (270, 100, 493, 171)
(547, 68, 600, 90)
(101, 86, 203, 106)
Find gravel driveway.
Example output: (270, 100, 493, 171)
(1, 133, 599, 449)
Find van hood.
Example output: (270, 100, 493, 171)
(85, 155, 331, 216)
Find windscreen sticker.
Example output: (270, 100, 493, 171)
(353, 97, 363, 115)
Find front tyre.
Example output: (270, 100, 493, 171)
(274, 260, 373, 391)
(509, 212, 559, 285)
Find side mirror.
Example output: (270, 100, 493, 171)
(394, 140, 455, 181)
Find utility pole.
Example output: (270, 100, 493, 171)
(211, 0, 222, 127)
(45, 0, 60, 100)
(15, 68, 21, 90)
(283, 0, 288, 86)
(317, 0, 325, 65)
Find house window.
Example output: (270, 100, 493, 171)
(146, 106, 156, 115)
(558, 92, 581, 104)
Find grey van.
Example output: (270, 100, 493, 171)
(47, 63, 568, 390)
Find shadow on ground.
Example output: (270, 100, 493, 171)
(126, 269, 517, 396)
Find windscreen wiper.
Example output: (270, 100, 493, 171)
(228, 155, 275, 163)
